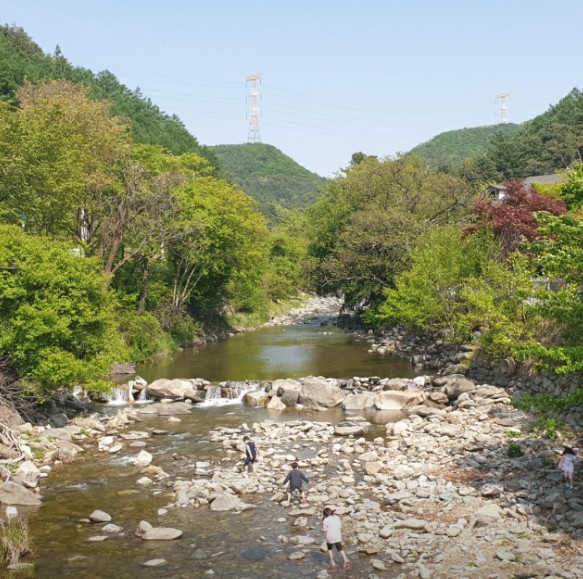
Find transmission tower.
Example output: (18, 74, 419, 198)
(495, 92, 511, 124)
(246, 73, 262, 143)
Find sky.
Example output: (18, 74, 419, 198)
(3, 0, 583, 177)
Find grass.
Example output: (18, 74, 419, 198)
(0, 518, 33, 566)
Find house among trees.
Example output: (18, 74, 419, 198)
(486, 174, 565, 201)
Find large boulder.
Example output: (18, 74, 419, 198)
(0, 481, 41, 506)
(299, 377, 345, 409)
(267, 396, 286, 411)
(374, 390, 426, 411)
(244, 390, 269, 407)
(342, 392, 376, 410)
(382, 378, 409, 391)
(146, 379, 198, 401)
(274, 378, 303, 406)
(441, 375, 477, 400)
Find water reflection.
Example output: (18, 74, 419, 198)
(136, 323, 417, 383)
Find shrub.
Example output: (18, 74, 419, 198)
(507, 442, 524, 458)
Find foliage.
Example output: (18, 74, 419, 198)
(467, 180, 566, 256)
(481, 88, 583, 179)
(507, 442, 524, 458)
(167, 176, 269, 315)
(117, 308, 173, 362)
(375, 226, 539, 354)
(560, 163, 583, 210)
(0, 80, 130, 237)
(0, 25, 216, 164)
(408, 124, 521, 170)
(307, 155, 476, 310)
(263, 209, 311, 301)
(0, 225, 126, 397)
(210, 143, 327, 223)
(514, 212, 583, 373)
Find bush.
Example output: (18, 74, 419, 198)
(0, 225, 127, 398)
(118, 309, 172, 362)
(507, 442, 524, 458)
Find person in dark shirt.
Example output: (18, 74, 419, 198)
(243, 435, 258, 472)
(282, 462, 309, 502)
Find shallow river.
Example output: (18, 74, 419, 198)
(27, 320, 418, 578)
(134, 321, 417, 383)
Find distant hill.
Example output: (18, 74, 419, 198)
(210, 143, 327, 223)
(0, 24, 218, 165)
(408, 123, 521, 168)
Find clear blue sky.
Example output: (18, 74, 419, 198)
(4, 0, 583, 177)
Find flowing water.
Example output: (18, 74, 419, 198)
(134, 322, 416, 383)
(24, 320, 418, 578)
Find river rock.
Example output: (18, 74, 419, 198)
(133, 450, 153, 467)
(142, 559, 167, 567)
(374, 390, 425, 410)
(135, 520, 182, 540)
(244, 390, 269, 407)
(156, 402, 193, 416)
(267, 396, 286, 410)
(334, 422, 368, 436)
(274, 379, 303, 405)
(89, 510, 112, 523)
(442, 375, 477, 399)
(299, 377, 345, 409)
(342, 392, 376, 410)
(210, 494, 242, 511)
(14, 461, 41, 489)
(0, 481, 41, 506)
(146, 378, 198, 400)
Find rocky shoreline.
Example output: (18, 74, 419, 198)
(1, 295, 582, 576)
(1, 370, 582, 577)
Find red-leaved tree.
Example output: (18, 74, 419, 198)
(466, 180, 567, 256)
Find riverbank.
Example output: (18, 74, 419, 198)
(2, 370, 582, 576)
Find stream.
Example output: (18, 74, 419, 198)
(26, 317, 419, 578)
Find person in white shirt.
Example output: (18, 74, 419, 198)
(558, 446, 578, 489)
(322, 507, 350, 569)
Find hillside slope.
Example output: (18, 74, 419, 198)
(211, 143, 327, 222)
(409, 123, 521, 168)
(0, 24, 217, 164)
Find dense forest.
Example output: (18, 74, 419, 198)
(211, 143, 326, 224)
(408, 123, 521, 170)
(0, 25, 309, 405)
(410, 88, 583, 183)
(3, 22, 583, 417)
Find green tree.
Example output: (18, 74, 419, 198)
(308, 155, 475, 310)
(0, 225, 126, 398)
(0, 80, 129, 237)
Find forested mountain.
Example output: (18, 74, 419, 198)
(408, 88, 583, 182)
(482, 88, 583, 179)
(409, 124, 521, 169)
(0, 24, 218, 165)
(211, 143, 327, 223)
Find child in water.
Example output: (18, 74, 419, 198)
(558, 446, 578, 489)
(322, 507, 350, 569)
